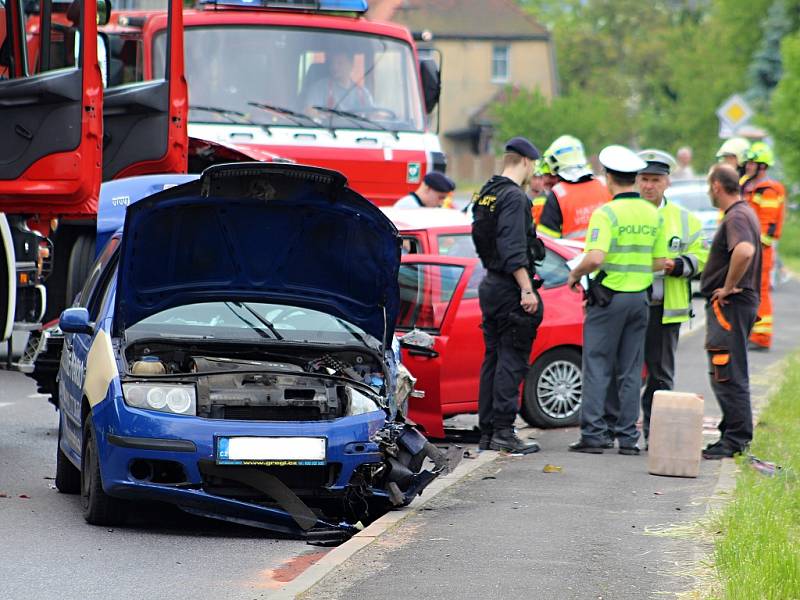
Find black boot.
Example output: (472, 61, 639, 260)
(478, 429, 493, 451)
(490, 427, 540, 454)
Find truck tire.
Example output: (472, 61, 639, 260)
(521, 348, 582, 428)
(65, 234, 95, 308)
(81, 416, 127, 525)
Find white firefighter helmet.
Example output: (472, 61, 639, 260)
(715, 137, 750, 165)
(544, 135, 592, 182)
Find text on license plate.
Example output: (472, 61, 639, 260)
(216, 436, 326, 466)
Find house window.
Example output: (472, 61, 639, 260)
(491, 45, 509, 83)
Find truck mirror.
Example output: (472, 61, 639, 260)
(97, 0, 111, 26)
(419, 58, 441, 114)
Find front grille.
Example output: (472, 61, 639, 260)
(199, 463, 340, 498)
(221, 405, 323, 421)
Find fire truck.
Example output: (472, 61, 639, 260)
(0, 0, 187, 347)
(104, 0, 444, 205)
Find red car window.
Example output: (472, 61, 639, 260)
(397, 263, 464, 331)
(436, 233, 476, 258)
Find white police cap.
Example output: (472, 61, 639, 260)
(598, 145, 647, 174)
(637, 149, 677, 175)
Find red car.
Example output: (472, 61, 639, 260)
(383, 208, 585, 439)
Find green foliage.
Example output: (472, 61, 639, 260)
(491, 88, 633, 157)
(746, 0, 793, 110)
(711, 353, 800, 598)
(770, 33, 800, 186)
(503, 0, 800, 171)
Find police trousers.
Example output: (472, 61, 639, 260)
(478, 272, 543, 431)
(641, 304, 681, 439)
(705, 297, 758, 451)
(581, 291, 648, 447)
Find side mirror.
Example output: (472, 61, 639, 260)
(419, 58, 441, 114)
(399, 329, 438, 358)
(97, 0, 111, 26)
(60, 307, 94, 335)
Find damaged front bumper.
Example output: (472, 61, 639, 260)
(93, 401, 461, 541)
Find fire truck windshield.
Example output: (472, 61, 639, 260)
(152, 26, 426, 133)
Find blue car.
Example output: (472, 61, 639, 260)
(54, 163, 454, 540)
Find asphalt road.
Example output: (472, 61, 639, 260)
(305, 278, 800, 600)
(1, 280, 796, 600)
(0, 371, 314, 600)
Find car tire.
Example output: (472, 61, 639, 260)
(521, 348, 582, 429)
(81, 416, 126, 525)
(65, 233, 95, 309)
(55, 432, 81, 494)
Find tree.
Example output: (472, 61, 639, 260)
(770, 32, 800, 185)
(746, 0, 793, 111)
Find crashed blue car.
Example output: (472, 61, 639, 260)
(54, 163, 456, 541)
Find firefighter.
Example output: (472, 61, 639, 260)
(537, 135, 611, 241)
(566, 145, 667, 454)
(715, 137, 751, 176)
(636, 149, 708, 441)
(394, 172, 456, 208)
(741, 142, 785, 350)
(530, 160, 548, 224)
(472, 137, 545, 454)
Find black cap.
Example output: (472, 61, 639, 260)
(504, 136, 540, 160)
(639, 161, 671, 175)
(423, 171, 456, 193)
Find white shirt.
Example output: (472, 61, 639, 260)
(394, 193, 424, 208)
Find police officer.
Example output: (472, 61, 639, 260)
(567, 145, 667, 454)
(394, 172, 456, 208)
(472, 137, 544, 454)
(636, 149, 708, 442)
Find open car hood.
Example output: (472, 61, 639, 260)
(113, 163, 400, 344)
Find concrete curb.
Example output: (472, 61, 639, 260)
(269, 448, 502, 599)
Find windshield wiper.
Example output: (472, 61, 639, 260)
(334, 317, 372, 349)
(248, 101, 318, 127)
(223, 302, 275, 340)
(189, 105, 259, 125)
(235, 302, 284, 341)
(311, 106, 398, 139)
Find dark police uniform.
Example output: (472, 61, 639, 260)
(471, 138, 544, 453)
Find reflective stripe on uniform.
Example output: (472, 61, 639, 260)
(601, 263, 653, 273)
(565, 229, 587, 240)
(608, 242, 654, 253)
(538, 224, 561, 238)
(600, 204, 618, 226)
(663, 307, 691, 318)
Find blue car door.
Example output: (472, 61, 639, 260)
(59, 237, 121, 455)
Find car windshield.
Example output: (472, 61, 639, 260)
(152, 26, 425, 132)
(666, 188, 713, 212)
(126, 301, 375, 346)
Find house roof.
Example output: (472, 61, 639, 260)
(370, 0, 549, 41)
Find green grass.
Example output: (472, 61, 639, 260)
(710, 353, 800, 599)
(779, 207, 800, 273)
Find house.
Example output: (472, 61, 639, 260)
(371, 0, 557, 183)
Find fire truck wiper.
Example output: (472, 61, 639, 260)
(189, 105, 259, 125)
(248, 102, 318, 127)
(311, 106, 399, 140)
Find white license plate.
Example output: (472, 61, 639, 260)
(216, 436, 326, 466)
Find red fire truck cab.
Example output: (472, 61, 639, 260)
(105, 0, 445, 205)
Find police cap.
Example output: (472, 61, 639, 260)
(423, 171, 456, 193)
(598, 145, 647, 175)
(505, 137, 541, 160)
(637, 149, 676, 175)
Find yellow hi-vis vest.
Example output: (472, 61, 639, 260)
(656, 200, 708, 324)
(585, 194, 667, 292)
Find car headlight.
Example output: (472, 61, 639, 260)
(122, 383, 196, 416)
(348, 388, 382, 416)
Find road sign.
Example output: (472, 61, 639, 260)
(717, 94, 754, 136)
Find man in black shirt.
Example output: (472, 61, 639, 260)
(701, 164, 762, 459)
(471, 137, 544, 454)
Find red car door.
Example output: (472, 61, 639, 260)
(397, 255, 476, 439)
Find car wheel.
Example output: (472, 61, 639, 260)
(55, 427, 81, 494)
(521, 348, 582, 428)
(81, 416, 126, 525)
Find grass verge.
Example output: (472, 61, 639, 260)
(779, 208, 800, 273)
(709, 352, 800, 598)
